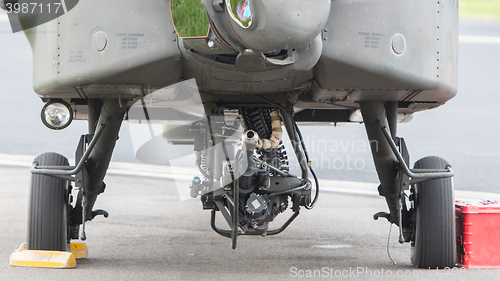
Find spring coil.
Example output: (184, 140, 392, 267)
(238, 173, 253, 190)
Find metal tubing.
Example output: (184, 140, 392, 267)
(385, 102, 398, 139)
(210, 209, 300, 237)
(244, 130, 259, 151)
(265, 183, 309, 197)
(231, 149, 241, 249)
(380, 126, 454, 179)
(225, 193, 235, 207)
(215, 201, 233, 228)
(266, 212, 300, 236)
(31, 124, 106, 176)
(29, 165, 76, 181)
(211, 210, 234, 238)
(253, 156, 292, 177)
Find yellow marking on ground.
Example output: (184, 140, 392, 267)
(70, 242, 88, 259)
(11, 261, 65, 268)
(10, 250, 76, 268)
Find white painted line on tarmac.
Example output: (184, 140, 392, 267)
(320, 179, 379, 196)
(0, 14, 9, 23)
(459, 35, 500, 45)
(0, 154, 33, 167)
(312, 245, 354, 249)
(1, 153, 499, 201)
(0, 153, 197, 181)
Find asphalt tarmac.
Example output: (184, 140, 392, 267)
(1, 166, 499, 281)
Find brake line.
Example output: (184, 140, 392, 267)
(294, 122, 319, 210)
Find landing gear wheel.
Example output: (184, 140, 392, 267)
(411, 156, 456, 268)
(27, 153, 71, 251)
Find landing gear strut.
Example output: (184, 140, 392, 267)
(29, 98, 127, 247)
(360, 101, 455, 268)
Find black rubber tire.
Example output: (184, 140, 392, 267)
(411, 156, 456, 268)
(26, 152, 70, 251)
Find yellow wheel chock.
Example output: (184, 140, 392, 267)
(69, 242, 89, 259)
(9, 242, 88, 268)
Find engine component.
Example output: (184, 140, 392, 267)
(196, 108, 312, 242)
(256, 163, 270, 190)
(240, 108, 287, 172)
(238, 163, 256, 192)
(245, 193, 267, 215)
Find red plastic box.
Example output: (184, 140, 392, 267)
(456, 200, 500, 268)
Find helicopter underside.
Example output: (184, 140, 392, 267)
(11, 0, 458, 270)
